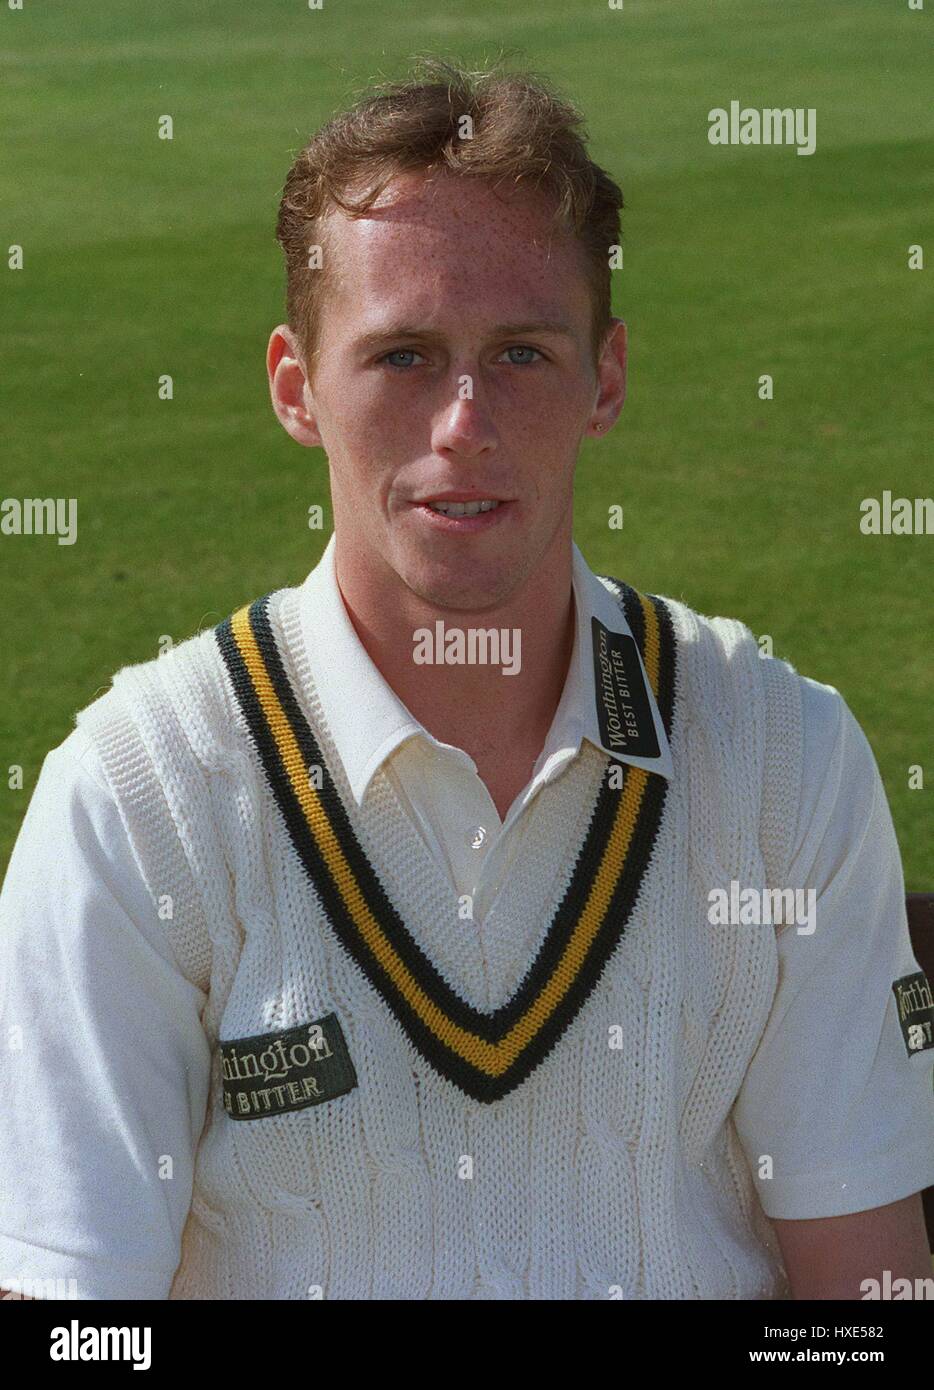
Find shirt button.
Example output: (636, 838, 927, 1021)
(469, 826, 487, 850)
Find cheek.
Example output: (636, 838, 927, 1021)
(496, 364, 591, 420)
(499, 378, 589, 452)
(320, 373, 412, 458)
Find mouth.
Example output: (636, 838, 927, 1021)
(409, 494, 515, 532)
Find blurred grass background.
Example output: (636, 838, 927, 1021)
(1, 0, 931, 883)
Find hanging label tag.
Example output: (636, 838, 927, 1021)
(591, 617, 660, 759)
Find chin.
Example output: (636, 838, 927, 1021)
(404, 554, 520, 614)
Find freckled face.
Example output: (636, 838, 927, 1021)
(307, 170, 600, 611)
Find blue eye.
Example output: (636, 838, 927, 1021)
(378, 345, 543, 368)
(502, 345, 542, 365)
(381, 349, 423, 368)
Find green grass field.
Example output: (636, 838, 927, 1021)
(1, 0, 931, 884)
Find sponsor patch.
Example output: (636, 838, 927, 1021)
(220, 1012, 357, 1119)
(591, 617, 660, 760)
(891, 972, 934, 1057)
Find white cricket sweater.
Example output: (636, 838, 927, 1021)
(69, 573, 797, 1300)
(10, 568, 920, 1300)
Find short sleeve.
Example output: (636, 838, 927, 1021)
(733, 678, 934, 1220)
(0, 727, 212, 1298)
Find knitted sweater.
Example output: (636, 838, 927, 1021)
(74, 574, 801, 1300)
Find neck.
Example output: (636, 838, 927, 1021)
(332, 536, 577, 765)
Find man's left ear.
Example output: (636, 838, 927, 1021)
(588, 318, 627, 438)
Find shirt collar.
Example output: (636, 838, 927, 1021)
(298, 533, 673, 806)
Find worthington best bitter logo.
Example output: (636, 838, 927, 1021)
(891, 972, 934, 1058)
(591, 616, 660, 759)
(219, 1012, 358, 1119)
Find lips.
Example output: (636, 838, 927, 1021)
(410, 496, 513, 531)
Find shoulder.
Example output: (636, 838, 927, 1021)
(627, 585, 797, 731)
(645, 586, 852, 735)
(72, 587, 294, 770)
(11, 725, 122, 854)
(38, 723, 113, 797)
(619, 585, 875, 877)
(787, 676, 889, 889)
(3, 727, 162, 956)
(603, 583, 766, 691)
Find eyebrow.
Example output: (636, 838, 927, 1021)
(353, 320, 577, 351)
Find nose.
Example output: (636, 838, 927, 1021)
(430, 386, 498, 461)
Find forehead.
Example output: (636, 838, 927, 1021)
(319, 170, 592, 328)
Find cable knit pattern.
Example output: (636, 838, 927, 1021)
(74, 578, 803, 1300)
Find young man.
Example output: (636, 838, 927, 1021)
(1, 61, 932, 1302)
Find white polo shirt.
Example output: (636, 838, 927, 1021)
(0, 538, 932, 1299)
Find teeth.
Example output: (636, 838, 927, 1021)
(427, 499, 501, 516)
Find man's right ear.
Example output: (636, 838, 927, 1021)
(266, 325, 324, 447)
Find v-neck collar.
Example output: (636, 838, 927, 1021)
(298, 535, 674, 807)
(215, 577, 677, 1104)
